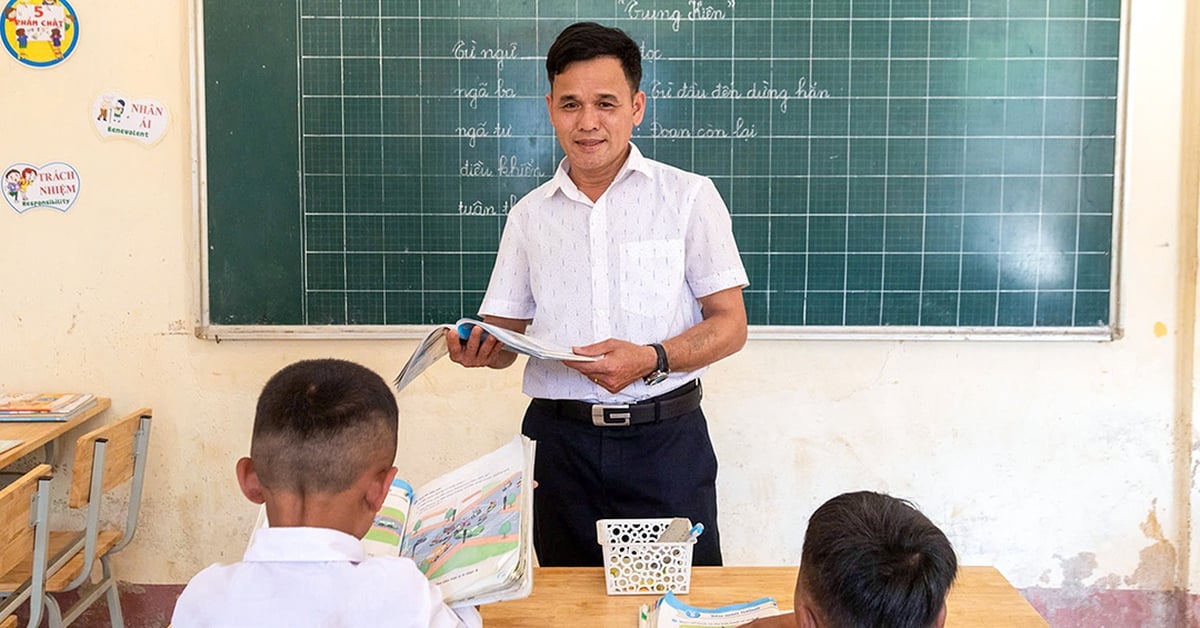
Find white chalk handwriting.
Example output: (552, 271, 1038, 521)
(451, 40, 519, 69)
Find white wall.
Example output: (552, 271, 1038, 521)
(0, 0, 1190, 591)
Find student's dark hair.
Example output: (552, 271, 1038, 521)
(251, 358, 398, 494)
(800, 491, 957, 628)
(545, 22, 642, 92)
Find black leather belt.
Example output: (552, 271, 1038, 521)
(534, 380, 703, 427)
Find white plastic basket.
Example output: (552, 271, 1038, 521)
(595, 518, 695, 595)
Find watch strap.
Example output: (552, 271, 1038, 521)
(650, 343, 668, 374)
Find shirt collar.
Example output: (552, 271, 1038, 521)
(543, 142, 653, 200)
(243, 526, 366, 564)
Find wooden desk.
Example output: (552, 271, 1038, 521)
(0, 397, 110, 469)
(482, 566, 1047, 627)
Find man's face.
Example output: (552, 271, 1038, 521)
(545, 56, 644, 188)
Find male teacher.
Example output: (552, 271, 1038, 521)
(447, 22, 748, 567)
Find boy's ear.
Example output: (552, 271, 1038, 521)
(934, 602, 947, 628)
(795, 604, 818, 628)
(236, 457, 266, 505)
(793, 591, 819, 628)
(364, 465, 399, 512)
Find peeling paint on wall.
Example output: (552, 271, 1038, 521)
(1056, 552, 1098, 587)
(1125, 503, 1178, 589)
(1094, 573, 1123, 589)
(1127, 542, 1178, 589)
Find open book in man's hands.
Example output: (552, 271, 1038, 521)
(393, 318, 599, 391)
(638, 592, 784, 627)
(364, 435, 536, 606)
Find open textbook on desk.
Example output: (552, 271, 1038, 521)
(639, 592, 784, 627)
(394, 318, 599, 391)
(254, 435, 535, 606)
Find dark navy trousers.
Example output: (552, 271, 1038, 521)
(521, 400, 723, 567)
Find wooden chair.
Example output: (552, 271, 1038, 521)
(0, 409, 152, 628)
(0, 464, 54, 628)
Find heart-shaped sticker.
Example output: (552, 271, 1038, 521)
(2, 161, 81, 214)
(93, 92, 169, 145)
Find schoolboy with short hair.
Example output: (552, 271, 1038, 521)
(742, 491, 957, 628)
(172, 358, 481, 628)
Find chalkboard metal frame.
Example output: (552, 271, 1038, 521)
(193, 0, 1128, 341)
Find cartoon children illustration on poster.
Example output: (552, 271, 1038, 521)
(2, 0, 78, 68)
(18, 167, 34, 200)
(1, 162, 81, 214)
(4, 169, 19, 203)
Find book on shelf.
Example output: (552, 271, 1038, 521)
(638, 592, 785, 628)
(254, 435, 536, 607)
(0, 393, 97, 421)
(393, 317, 599, 391)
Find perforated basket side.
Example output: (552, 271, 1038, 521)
(596, 518, 675, 545)
(597, 518, 694, 595)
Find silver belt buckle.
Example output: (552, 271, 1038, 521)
(592, 404, 632, 427)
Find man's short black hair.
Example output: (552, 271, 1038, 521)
(545, 22, 642, 92)
(800, 491, 958, 628)
(251, 358, 398, 494)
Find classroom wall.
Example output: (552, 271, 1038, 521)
(0, 0, 1194, 621)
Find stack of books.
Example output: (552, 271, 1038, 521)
(0, 392, 97, 422)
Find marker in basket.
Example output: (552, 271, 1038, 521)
(685, 522, 705, 543)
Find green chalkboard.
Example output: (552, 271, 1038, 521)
(202, 0, 1120, 331)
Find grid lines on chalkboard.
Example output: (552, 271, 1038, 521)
(289, 0, 1118, 328)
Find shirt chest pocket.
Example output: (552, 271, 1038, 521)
(619, 239, 686, 318)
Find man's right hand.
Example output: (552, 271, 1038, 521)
(445, 326, 510, 368)
(445, 315, 535, 370)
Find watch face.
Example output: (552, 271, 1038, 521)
(644, 371, 668, 386)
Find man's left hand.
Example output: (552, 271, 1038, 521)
(564, 339, 657, 393)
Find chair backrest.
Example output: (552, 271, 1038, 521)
(68, 408, 152, 509)
(63, 406, 152, 579)
(0, 464, 53, 627)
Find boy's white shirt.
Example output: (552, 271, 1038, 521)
(171, 526, 482, 628)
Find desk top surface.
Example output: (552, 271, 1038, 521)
(481, 565, 1047, 627)
(0, 397, 111, 469)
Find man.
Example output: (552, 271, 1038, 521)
(447, 22, 748, 567)
(742, 491, 958, 628)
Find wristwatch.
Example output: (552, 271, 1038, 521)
(643, 343, 670, 386)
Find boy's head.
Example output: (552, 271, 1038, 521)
(797, 491, 957, 628)
(546, 22, 642, 93)
(238, 359, 399, 534)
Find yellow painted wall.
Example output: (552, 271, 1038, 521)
(0, 0, 1192, 592)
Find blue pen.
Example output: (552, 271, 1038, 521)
(686, 522, 705, 542)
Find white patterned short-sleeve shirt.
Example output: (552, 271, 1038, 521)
(480, 143, 749, 403)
